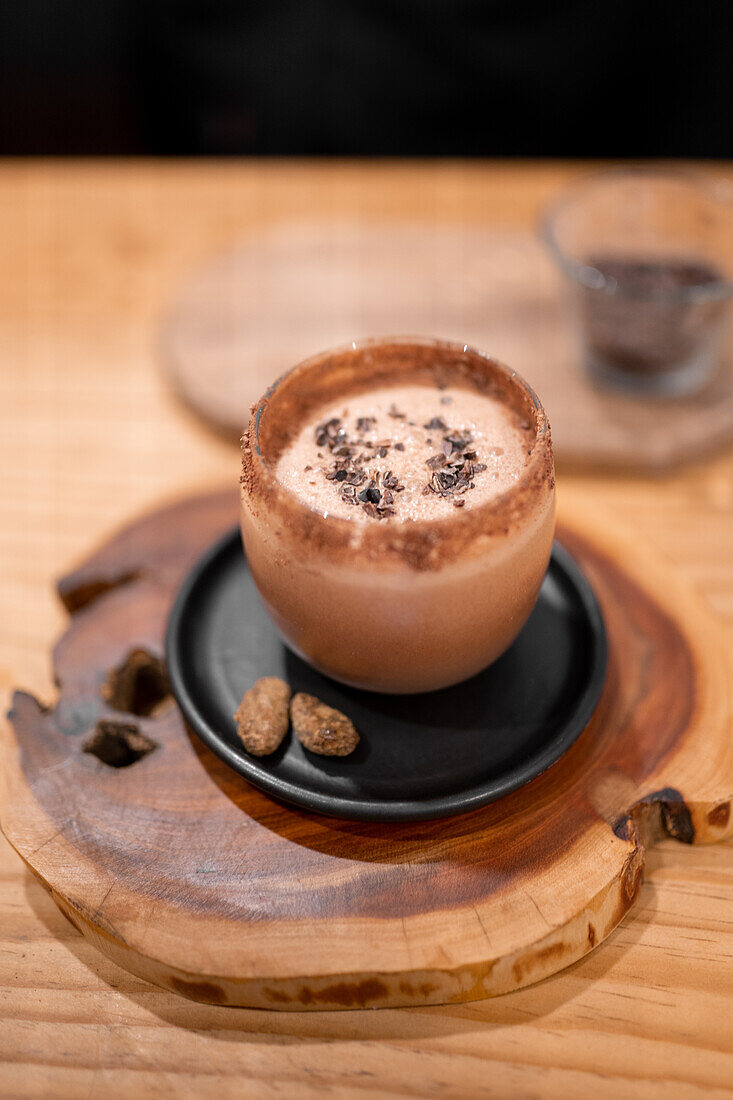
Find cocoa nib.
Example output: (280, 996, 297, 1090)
(381, 471, 402, 490)
(358, 482, 381, 504)
(291, 693, 360, 756)
(444, 431, 473, 454)
(318, 414, 403, 518)
(234, 677, 291, 756)
(421, 420, 489, 499)
(314, 417, 346, 451)
(423, 416, 448, 431)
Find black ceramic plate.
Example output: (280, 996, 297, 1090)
(166, 529, 607, 822)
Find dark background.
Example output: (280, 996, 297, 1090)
(2, 0, 732, 157)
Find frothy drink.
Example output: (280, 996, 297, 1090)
(241, 340, 555, 693)
(276, 385, 533, 524)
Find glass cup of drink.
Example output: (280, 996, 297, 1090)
(541, 167, 733, 396)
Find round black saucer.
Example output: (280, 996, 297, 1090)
(166, 529, 607, 822)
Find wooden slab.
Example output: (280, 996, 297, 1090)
(2, 487, 732, 1011)
(160, 222, 733, 471)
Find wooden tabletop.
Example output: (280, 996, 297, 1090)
(1, 161, 732, 1099)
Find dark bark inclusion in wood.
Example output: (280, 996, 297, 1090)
(707, 801, 731, 829)
(167, 977, 228, 1004)
(57, 569, 141, 614)
(102, 648, 171, 717)
(83, 720, 158, 768)
(6, 494, 700, 926)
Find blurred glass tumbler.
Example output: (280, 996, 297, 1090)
(541, 168, 733, 396)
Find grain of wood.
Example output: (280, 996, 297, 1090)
(1, 161, 732, 1098)
(3, 486, 732, 1013)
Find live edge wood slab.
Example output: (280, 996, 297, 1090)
(3, 488, 732, 1011)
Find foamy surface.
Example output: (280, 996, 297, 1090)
(275, 384, 533, 523)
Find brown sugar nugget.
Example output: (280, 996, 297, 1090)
(234, 677, 291, 756)
(291, 693, 360, 757)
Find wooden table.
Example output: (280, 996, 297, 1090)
(1, 161, 732, 1099)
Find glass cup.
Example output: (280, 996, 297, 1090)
(240, 338, 555, 694)
(541, 168, 733, 396)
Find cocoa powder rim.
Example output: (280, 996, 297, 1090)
(241, 337, 554, 572)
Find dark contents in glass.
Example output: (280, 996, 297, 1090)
(579, 253, 729, 384)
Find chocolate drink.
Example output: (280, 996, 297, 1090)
(580, 253, 729, 389)
(240, 340, 555, 694)
(275, 383, 533, 522)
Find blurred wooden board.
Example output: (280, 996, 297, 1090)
(161, 222, 733, 470)
(3, 488, 732, 1010)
